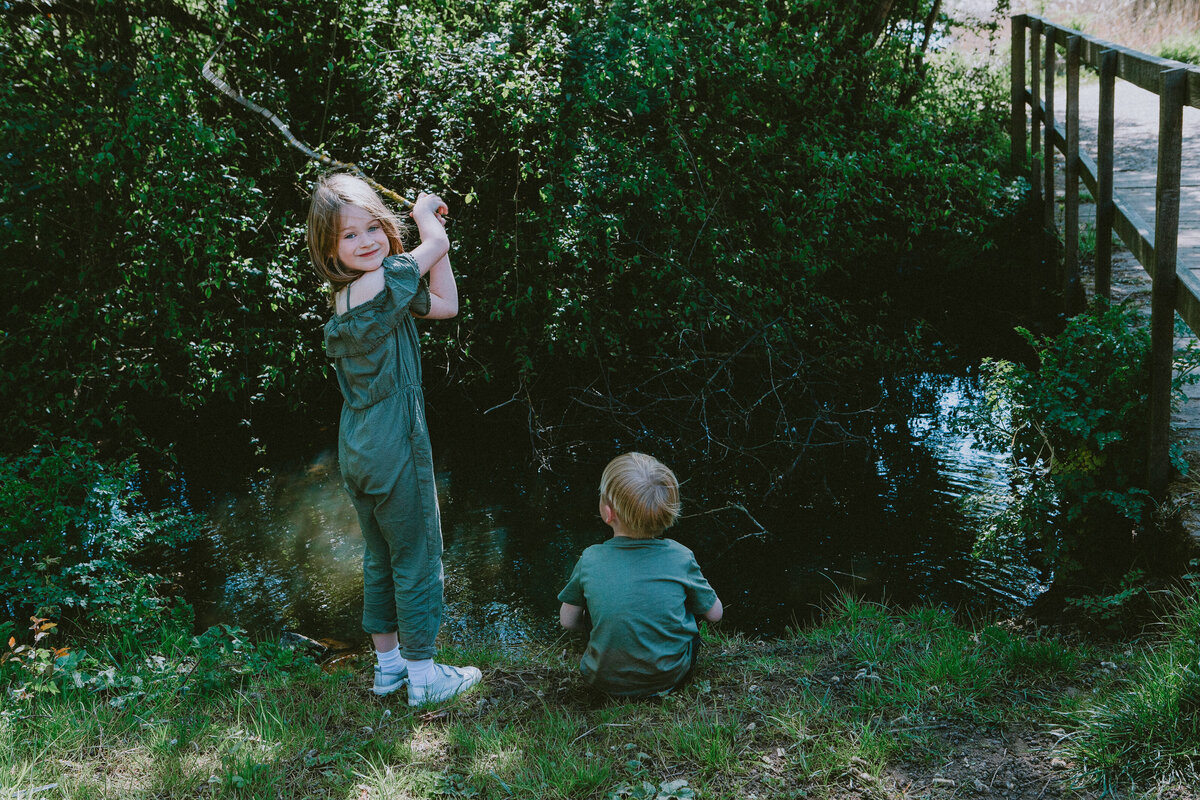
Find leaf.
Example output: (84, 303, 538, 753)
(658, 779, 695, 799)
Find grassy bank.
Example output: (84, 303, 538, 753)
(5, 593, 1200, 799)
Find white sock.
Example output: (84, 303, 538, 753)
(376, 646, 406, 673)
(407, 658, 435, 684)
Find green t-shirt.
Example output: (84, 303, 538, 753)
(557, 536, 718, 696)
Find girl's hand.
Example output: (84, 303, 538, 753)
(411, 192, 447, 228)
(408, 192, 451, 278)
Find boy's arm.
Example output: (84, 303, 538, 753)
(559, 602, 588, 631)
(701, 596, 723, 623)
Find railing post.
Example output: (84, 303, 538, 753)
(1030, 19, 1043, 203)
(1096, 49, 1117, 302)
(1064, 35, 1083, 313)
(1043, 29, 1057, 235)
(1148, 67, 1187, 498)
(1011, 16, 1027, 175)
(1043, 28, 1058, 299)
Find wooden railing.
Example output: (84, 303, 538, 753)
(1010, 14, 1200, 495)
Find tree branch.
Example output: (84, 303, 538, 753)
(200, 40, 414, 209)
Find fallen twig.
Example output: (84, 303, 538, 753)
(570, 722, 632, 746)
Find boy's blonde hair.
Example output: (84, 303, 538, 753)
(600, 452, 680, 538)
(307, 172, 405, 297)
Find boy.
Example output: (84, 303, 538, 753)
(558, 452, 723, 697)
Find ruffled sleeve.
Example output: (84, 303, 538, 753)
(324, 253, 428, 358)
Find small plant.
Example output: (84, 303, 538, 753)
(1078, 223, 1097, 265)
(1159, 33, 1200, 65)
(1, 617, 69, 701)
(1066, 569, 1149, 633)
(438, 772, 482, 798)
(608, 779, 696, 800)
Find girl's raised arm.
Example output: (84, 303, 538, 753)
(408, 192, 450, 276)
(419, 250, 458, 319)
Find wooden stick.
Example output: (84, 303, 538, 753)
(200, 41, 414, 209)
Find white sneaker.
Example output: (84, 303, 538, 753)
(407, 663, 482, 706)
(372, 665, 409, 696)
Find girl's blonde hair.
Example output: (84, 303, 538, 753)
(600, 452, 681, 538)
(307, 173, 405, 296)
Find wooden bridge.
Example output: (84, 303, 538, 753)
(1010, 14, 1200, 495)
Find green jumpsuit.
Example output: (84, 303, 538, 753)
(323, 253, 442, 660)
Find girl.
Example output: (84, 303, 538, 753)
(307, 173, 480, 706)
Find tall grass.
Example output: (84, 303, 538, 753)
(1070, 587, 1200, 792)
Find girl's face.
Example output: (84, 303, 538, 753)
(336, 204, 390, 273)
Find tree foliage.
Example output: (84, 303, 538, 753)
(1, 0, 1014, 460)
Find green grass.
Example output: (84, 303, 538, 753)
(1158, 33, 1200, 65)
(1069, 588, 1200, 793)
(4, 592, 1200, 798)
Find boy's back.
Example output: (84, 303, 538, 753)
(558, 536, 717, 696)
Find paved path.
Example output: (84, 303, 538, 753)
(1055, 79, 1200, 266)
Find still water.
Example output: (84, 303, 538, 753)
(170, 372, 1043, 646)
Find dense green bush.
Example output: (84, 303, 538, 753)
(965, 300, 1198, 586)
(373, 0, 1015, 377)
(0, 0, 1015, 459)
(0, 4, 324, 451)
(0, 439, 200, 630)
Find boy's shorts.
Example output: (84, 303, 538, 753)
(588, 634, 703, 701)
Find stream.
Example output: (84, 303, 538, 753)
(166, 371, 1043, 647)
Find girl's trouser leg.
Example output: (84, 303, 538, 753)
(352, 448, 444, 661)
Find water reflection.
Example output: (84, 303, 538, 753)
(176, 372, 1044, 645)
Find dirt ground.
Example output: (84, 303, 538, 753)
(881, 726, 1197, 800)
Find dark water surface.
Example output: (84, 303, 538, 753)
(170, 372, 1043, 646)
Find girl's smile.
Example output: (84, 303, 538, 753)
(337, 204, 390, 272)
